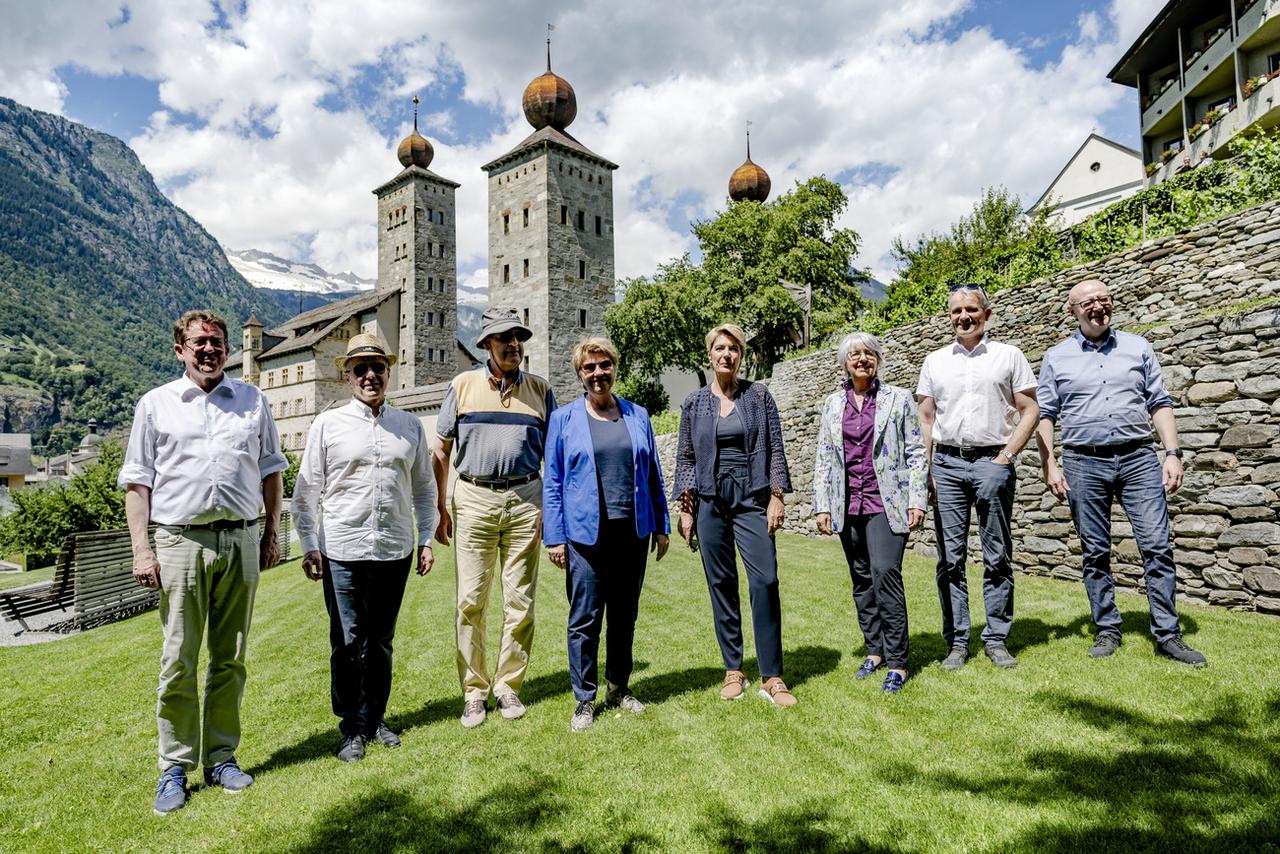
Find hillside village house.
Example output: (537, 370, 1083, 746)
(0, 432, 32, 492)
(1028, 134, 1145, 227)
(1109, 0, 1280, 184)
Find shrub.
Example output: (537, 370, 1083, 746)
(614, 374, 669, 414)
(0, 440, 126, 556)
(649, 409, 680, 436)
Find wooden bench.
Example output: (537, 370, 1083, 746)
(0, 536, 77, 632)
(0, 512, 293, 633)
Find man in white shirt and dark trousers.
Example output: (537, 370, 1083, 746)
(120, 310, 286, 816)
(917, 285, 1039, 671)
(292, 334, 438, 762)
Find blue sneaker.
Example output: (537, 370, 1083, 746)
(204, 758, 254, 793)
(854, 657, 882, 680)
(153, 766, 187, 815)
(882, 672, 906, 695)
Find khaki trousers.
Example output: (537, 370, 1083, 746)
(452, 478, 541, 702)
(154, 524, 259, 772)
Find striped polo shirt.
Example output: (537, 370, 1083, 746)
(436, 364, 557, 479)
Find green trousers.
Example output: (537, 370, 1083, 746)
(154, 524, 259, 772)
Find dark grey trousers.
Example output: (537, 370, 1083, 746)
(839, 512, 909, 669)
(696, 467, 783, 678)
(932, 452, 1016, 647)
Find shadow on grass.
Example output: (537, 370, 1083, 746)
(698, 797, 898, 853)
(287, 775, 661, 853)
(879, 690, 1280, 852)
(251, 669, 571, 776)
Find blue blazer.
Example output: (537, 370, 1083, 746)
(543, 396, 671, 547)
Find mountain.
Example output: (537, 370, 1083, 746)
(862, 277, 889, 303)
(225, 248, 376, 295)
(0, 96, 286, 454)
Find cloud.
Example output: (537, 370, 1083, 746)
(0, 0, 1169, 285)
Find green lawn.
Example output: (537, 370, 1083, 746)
(2, 535, 1277, 852)
(0, 564, 54, 591)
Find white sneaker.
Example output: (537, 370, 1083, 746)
(460, 699, 487, 729)
(570, 699, 595, 732)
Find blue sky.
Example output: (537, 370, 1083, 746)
(2, 0, 1166, 288)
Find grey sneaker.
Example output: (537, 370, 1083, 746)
(1158, 636, 1207, 667)
(984, 642, 1018, 669)
(204, 757, 253, 793)
(336, 734, 365, 762)
(153, 767, 187, 815)
(461, 698, 487, 729)
(604, 687, 646, 714)
(941, 645, 969, 671)
(1090, 632, 1122, 659)
(495, 693, 526, 720)
(570, 699, 595, 732)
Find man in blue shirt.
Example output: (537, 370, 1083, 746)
(1035, 279, 1206, 666)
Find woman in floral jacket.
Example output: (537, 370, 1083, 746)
(813, 332, 927, 694)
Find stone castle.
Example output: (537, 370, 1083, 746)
(228, 41, 619, 436)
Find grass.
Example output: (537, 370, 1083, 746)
(2, 534, 1277, 852)
(0, 564, 53, 590)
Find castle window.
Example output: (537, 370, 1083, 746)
(428, 276, 433, 291)
(595, 216, 602, 235)
(295, 366, 303, 383)
(578, 309, 587, 328)
(427, 349, 434, 363)
(441, 245, 446, 258)
(523, 307, 530, 326)
(524, 355, 529, 369)
(579, 260, 586, 279)
(503, 213, 509, 234)
(440, 348, 445, 362)
(427, 242, 434, 257)
(522, 208, 529, 228)
(561, 205, 568, 225)
(576, 211, 584, 230)
(503, 264, 510, 283)
(266, 372, 274, 388)
(523, 258, 530, 277)
(589, 173, 594, 183)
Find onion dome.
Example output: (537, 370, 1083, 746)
(522, 40, 577, 130)
(728, 127, 770, 202)
(397, 96, 435, 169)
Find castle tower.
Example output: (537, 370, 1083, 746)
(728, 123, 771, 203)
(242, 314, 262, 385)
(481, 36, 618, 403)
(373, 97, 461, 389)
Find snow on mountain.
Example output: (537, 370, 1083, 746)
(224, 248, 376, 295)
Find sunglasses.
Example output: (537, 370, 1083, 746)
(489, 330, 523, 344)
(580, 359, 614, 373)
(350, 362, 387, 377)
(948, 282, 986, 293)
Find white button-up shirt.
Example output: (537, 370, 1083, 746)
(291, 399, 438, 562)
(118, 375, 287, 525)
(916, 336, 1037, 447)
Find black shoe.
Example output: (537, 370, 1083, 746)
(1089, 632, 1121, 659)
(1158, 636, 1207, 667)
(336, 734, 366, 762)
(371, 722, 401, 748)
(941, 645, 969, 671)
(984, 642, 1017, 669)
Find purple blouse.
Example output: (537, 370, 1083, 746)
(843, 379, 884, 517)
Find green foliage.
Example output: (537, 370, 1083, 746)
(0, 440, 126, 555)
(649, 408, 680, 435)
(282, 451, 301, 498)
(606, 177, 865, 380)
(614, 374, 669, 414)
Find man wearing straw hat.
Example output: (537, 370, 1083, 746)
(433, 308, 556, 729)
(292, 333, 438, 762)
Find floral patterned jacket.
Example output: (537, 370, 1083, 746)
(812, 382, 927, 534)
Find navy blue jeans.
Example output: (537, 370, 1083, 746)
(932, 452, 1016, 646)
(1061, 445, 1180, 642)
(321, 552, 412, 737)
(839, 512, 909, 669)
(565, 517, 648, 702)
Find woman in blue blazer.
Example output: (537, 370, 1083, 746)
(544, 337, 670, 732)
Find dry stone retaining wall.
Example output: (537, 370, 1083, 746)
(657, 199, 1280, 615)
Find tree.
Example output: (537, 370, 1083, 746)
(606, 176, 866, 383)
(0, 440, 127, 556)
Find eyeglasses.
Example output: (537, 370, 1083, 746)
(183, 336, 226, 350)
(1070, 295, 1113, 309)
(350, 362, 387, 377)
(580, 359, 614, 373)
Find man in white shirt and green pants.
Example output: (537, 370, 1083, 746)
(121, 310, 286, 815)
(291, 334, 437, 762)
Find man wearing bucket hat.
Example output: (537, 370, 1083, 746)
(292, 333, 438, 761)
(433, 308, 556, 728)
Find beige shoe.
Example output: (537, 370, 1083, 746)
(495, 693, 526, 720)
(759, 677, 797, 707)
(720, 669, 749, 701)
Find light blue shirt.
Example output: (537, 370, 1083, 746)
(1037, 328, 1174, 447)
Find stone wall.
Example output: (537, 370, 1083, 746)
(658, 199, 1280, 615)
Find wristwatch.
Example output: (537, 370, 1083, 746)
(1166, 448, 1184, 458)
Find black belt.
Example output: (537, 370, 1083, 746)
(458, 471, 539, 490)
(936, 444, 1004, 461)
(1064, 438, 1150, 458)
(184, 518, 253, 531)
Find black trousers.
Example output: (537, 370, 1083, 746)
(565, 517, 648, 702)
(838, 512, 909, 669)
(696, 466, 783, 678)
(321, 552, 412, 737)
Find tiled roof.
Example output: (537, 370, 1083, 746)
(482, 126, 618, 172)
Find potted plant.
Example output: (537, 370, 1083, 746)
(1145, 161, 1161, 176)
(1161, 148, 1178, 164)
